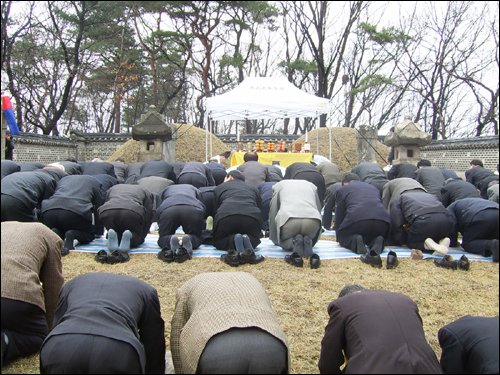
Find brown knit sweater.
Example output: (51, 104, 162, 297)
(170, 272, 290, 374)
(1, 221, 64, 330)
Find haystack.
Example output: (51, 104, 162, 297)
(293, 127, 389, 174)
(107, 124, 231, 166)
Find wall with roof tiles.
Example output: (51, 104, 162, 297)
(9, 132, 499, 173)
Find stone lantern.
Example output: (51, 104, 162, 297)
(384, 115, 431, 165)
(132, 105, 177, 163)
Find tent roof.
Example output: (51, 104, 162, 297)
(205, 77, 330, 120)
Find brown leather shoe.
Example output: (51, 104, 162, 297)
(458, 255, 470, 271)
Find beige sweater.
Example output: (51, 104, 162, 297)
(1, 221, 64, 330)
(170, 272, 290, 374)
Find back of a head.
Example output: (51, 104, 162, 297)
(470, 159, 483, 168)
(227, 170, 245, 182)
(244, 152, 259, 162)
(338, 284, 366, 299)
(220, 151, 231, 159)
(342, 173, 360, 186)
(417, 160, 432, 168)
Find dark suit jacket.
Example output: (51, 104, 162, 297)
(1, 170, 56, 211)
(238, 161, 271, 186)
(213, 179, 262, 230)
(465, 166, 499, 198)
(178, 162, 215, 186)
(322, 182, 342, 229)
(334, 181, 390, 233)
(139, 159, 176, 182)
(319, 290, 442, 374)
(415, 167, 446, 199)
(440, 179, 481, 207)
(82, 162, 117, 179)
(284, 162, 326, 204)
(438, 315, 499, 374)
(41, 273, 165, 374)
(387, 163, 418, 180)
(1, 159, 20, 179)
(156, 184, 205, 214)
(351, 161, 389, 195)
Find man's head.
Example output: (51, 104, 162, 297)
(219, 151, 231, 163)
(115, 158, 126, 163)
(338, 284, 366, 299)
(417, 160, 431, 168)
(244, 152, 259, 162)
(65, 157, 78, 163)
(342, 173, 360, 186)
(469, 159, 483, 169)
(224, 170, 245, 182)
(5, 131, 12, 140)
(444, 177, 462, 185)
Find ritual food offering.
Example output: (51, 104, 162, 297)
(255, 140, 265, 152)
(295, 142, 302, 153)
(267, 142, 275, 152)
(277, 141, 287, 152)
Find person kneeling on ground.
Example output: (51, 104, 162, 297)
(171, 272, 289, 374)
(1, 222, 64, 367)
(269, 179, 322, 268)
(318, 284, 442, 374)
(39, 273, 165, 374)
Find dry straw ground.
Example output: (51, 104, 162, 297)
(3, 246, 499, 374)
(3, 126, 497, 374)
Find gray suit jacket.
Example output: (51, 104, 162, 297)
(382, 178, 428, 210)
(269, 180, 322, 246)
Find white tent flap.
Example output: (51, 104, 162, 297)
(206, 77, 330, 120)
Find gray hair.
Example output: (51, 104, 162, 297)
(338, 284, 366, 298)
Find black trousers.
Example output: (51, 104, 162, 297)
(461, 208, 499, 256)
(178, 173, 208, 188)
(157, 205, 204, 249)
(40, 334, 141, 374)
(1, 194, 36, 222)
(337, 219, 390, 253)
(100, 209, 150, 248)
(213, 215, 261, 251)
(407, 212, 454, 251)
(1, 298, 48, 364)
(41, 209, 95, 245)
(197, 328, 287, 374)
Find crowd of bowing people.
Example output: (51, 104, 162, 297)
(1, 151, 499, 373)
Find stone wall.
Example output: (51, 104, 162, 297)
(9, 132, 499, 174)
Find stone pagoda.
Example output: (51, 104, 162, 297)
(384, 115, 432, 165)
(132, 105, 177, 162)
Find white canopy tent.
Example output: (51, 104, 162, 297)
(204, 76, 331, 159)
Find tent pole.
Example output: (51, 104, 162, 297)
(316, 120, 319, 155)
(210, 119, 213, 158)
(205, 114, 209, 162)
(329, 115, 332, 161)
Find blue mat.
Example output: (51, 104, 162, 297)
(73, 232, 493, 262)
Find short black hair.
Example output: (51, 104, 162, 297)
(227, 170, 245, 181)
(338, 284, 366, 298)
(417, 160, 431, 168)
(390, 127, 395, 132)
(342, 173, 360, 185)
(470, 159, 483, 168)
(115, 158, 125, 163)
(244, 152, 259, 162)
(65, 157, 78, 163)
(220, 151, 231, 159)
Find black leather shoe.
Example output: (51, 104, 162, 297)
(386, 250, 399, 269)
(174, 247, 192, 263)
(434, 255, 458, 270)
(458, 255, 470, 271)
(95, 250, 108, 263)
(356, 235, 367, 255)
(107, 250, 130, 264)
(360, 249, 382, 268)
(221, 249, 239, 267)
(61, 247, 71, 256)
(285, 252, 304, 267)
(157, 247, 174, 263)
(310, 253, 320, 269)
(239, 249, 265, 265)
